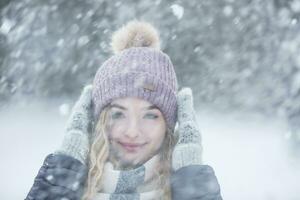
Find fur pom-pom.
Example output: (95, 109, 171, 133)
(111, 20, 160, 54)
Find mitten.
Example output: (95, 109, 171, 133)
(172, 87, 203, 171)
(54, 84, 93, 165)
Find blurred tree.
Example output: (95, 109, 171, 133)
(0, 0, 10, 10)
(272, 0, 300, 154)
(0, 0, 299, 135)
(0, 0, 11, 104)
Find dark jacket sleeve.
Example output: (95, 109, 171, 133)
(25, 153, 88, 200)
(171, 165, 223, 200)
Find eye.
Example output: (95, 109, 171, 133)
(111, 111, 124, 119)
(144, 113, 159, 119)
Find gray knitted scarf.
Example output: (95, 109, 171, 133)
(92, 154, 163, 200)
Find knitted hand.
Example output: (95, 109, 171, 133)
(172, 87, 203, 171)
(55, 85, 93, 165)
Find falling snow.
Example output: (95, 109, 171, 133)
(0, 18, 14, 34)
(170, 4, 184, 20)
(59, 103, 70, 116)
(0, 0, 300, 199)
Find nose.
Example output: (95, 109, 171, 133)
(123, 117, 140, 139)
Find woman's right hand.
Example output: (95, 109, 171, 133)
(55, 84, 93, 165)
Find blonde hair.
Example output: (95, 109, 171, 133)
(82, 106, 177, 200)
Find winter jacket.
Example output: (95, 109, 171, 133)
(26, 153, 223, 200)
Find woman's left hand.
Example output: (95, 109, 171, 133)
(172, 87, 203, 171)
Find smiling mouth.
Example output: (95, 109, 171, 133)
(118, 142, 146, 152)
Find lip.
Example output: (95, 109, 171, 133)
(118, 142, 146, 152)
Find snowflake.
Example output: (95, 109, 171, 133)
(0, 18, 14, 35)
(78, 35, 89, 46)
(170, 4, 184, 20)
(223, 5, 233, 17)
(59, 103, 70, 116)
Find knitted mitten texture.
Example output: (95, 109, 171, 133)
(172, 87, 203, 171)
(55, 85, 93, 165)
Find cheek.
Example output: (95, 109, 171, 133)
(148, 126, 166, 145)
(143, 117, 166, 142)
(106, 121, 126, 139)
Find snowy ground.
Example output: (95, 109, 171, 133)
(0, 100, 299, 200)
(198, 108, 300, 200)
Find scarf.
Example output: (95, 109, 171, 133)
(92, 154, 164, 200)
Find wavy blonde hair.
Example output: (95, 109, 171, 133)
(81, 105, 177, 200)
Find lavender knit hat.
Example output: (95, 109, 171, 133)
(92, 20, 178, 131)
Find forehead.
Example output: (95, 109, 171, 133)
(109, 97, 161, 111)
(111, 97, 153, 106)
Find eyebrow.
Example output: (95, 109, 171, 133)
(109, 103, 159, 111)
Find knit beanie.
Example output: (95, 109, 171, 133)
(92, 20, 178, 131)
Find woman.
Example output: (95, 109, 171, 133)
(26, 21, 222, 200)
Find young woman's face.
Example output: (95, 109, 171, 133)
(105, 97, 167, 169)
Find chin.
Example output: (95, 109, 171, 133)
(117, 158, 141, 169)
(123, 156, 142, 165)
